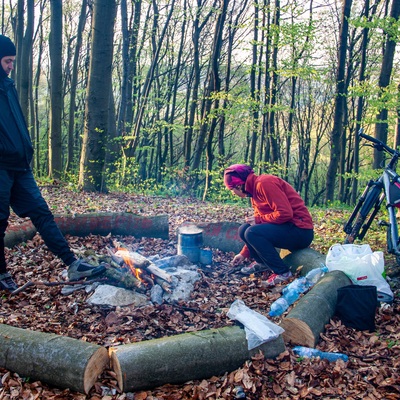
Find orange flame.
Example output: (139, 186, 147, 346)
(118, 248, 143, 282)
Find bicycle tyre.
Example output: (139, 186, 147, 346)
(344, 185, 382, 244)
(386, 205, 400, 265)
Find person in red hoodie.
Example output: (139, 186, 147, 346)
(224, 164, 314, 286)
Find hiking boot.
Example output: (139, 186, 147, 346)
(263, 271, 292, 287)
(240, 261, 270, 275)
(67, 259, 106, 281)
(0, 272, 18, 291)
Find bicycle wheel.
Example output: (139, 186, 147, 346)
(344, 185, 383, 244)
(386, 205, 400, 264)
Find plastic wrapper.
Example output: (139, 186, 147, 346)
(227, 299, 285, 350)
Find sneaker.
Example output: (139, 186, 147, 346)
(0, 272, 18, 291)
(240, 261, 270, 275)
(68, 259, 106, 281)
(263, 271, 292, 287)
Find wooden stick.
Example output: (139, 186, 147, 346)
(11, 278, 109, 295)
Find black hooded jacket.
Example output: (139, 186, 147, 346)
(0, 76, 33, 170)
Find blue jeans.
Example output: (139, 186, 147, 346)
(0, 170, 75, 273)
(238, 222, 314, 274)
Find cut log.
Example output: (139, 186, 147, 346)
(0, 323, 108, 394)
(55, 213, 169, 239)
(4, 213, 169, 248)
(4, 220, 37, 248)
(281, 247, 327, 276)
(195, 222, 242, 253)
(280, 270, 352, 347)
(110, 325, 285, 392)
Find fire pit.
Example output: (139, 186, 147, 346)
(82, 244, 206, 308)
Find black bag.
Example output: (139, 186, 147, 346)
(335, 285, 378, 332)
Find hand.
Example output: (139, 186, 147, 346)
(231, 253, 245, 266)
(245, 216, 256, 225)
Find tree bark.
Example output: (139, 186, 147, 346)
(78, 0, 116, 192)
(110, 325, 285, 392)
(280, 270, 352, 347)
(196, 221, 242, 253)
(281, 247, 327, 276)
(0, 323, 108, 394)
(4, 213, 169, 248)
(325, 0, 352, 203)
(49, 0, 63, 178)
(373, 0, 400, 169)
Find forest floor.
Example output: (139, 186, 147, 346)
(0, 186, 399, 400)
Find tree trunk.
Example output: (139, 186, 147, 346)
(66, 0, 87, 173)
(373, 0, 400, 169)
(351, 0, 371, 204)
(18, 0, 33, 122)
(325, 0, 352, 203)
(78, 0, 116, 192)
(49, 0, 63, 178)
(110, 325, 285, 392)
(0, 323, 108, 394)
(268, 0, 280, 164)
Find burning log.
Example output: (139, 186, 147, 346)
(114, 249, 172, 283)
(0, 323, 108, 394)
(103, 267, 146, 293)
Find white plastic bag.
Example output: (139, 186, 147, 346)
(326, 244, 393, 302)
(227, 299, 284, 350)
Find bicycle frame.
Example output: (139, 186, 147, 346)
(344, 128, 400, 262)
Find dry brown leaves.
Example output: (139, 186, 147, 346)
(0, 186, 399, 400)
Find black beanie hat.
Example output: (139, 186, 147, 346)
(0, 35, 16, 79)
(0, 35, 16, 60)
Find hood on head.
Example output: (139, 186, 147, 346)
(223, 164, 254, 189)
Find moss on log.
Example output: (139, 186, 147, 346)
(280, 270, 352, 347)
(110, 325, 285, 392)
(0, 323, 108, 394)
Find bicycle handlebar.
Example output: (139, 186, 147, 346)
(358, 128, 397, 156)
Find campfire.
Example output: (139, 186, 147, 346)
(98, 240, 203, 305)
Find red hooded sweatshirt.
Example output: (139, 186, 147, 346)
(240, 173, 313, 258)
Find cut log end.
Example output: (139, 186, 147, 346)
(109, 347, 123, 391)
(280, 318, 315, 348)
(84, 347, 109, 394)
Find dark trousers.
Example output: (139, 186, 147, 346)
(238, 222, 314, 275)
(0, 170, 76, 273)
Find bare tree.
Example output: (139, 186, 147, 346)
(65, 0, 88, 172)
(325, 0, 353, 203)
(373, 0, 400, 168)
(78, 0, 117, 192)
(49, 0, 63, 178)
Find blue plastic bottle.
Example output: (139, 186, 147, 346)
(269, 297, 289, 317)
(282, 277, 309, 295)
(305, 264, 329, 285)
(293, 346, 348, 362)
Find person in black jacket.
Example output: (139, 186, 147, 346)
(0, 35, 105, 291)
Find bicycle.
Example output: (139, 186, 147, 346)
(344, 128, 400, 265)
